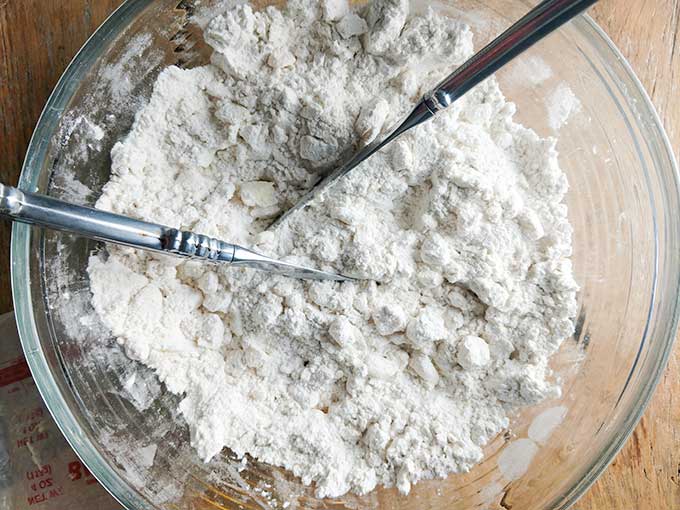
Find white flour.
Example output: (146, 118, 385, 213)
(547, 82, 581, 131)
(87, 0, 578, 498)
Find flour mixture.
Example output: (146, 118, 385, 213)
(87, 0, 578, 497)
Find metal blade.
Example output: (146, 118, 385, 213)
(230, 246, 354, 282)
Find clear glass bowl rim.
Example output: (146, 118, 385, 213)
(9, 1, 680, 509)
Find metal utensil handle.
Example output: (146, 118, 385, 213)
(0, 183, 236, 262)
(424, 0, 598, 112)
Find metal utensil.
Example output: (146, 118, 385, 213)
(270, 0, 598, 228)
(0, 183, 351, 281)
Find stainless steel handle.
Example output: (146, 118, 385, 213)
(424, 0, 598, 112)
(0, 182, 235, 263)
(0, 182, 352, 281)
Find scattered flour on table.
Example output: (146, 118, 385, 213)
(87, 0, 578, 498)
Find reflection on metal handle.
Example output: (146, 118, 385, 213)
(0, 183, 23, 215)
(2, 182, 167, 253)
(162, 229, 235, 262)
(424, 0, 598, 112)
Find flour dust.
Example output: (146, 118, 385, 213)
(87, 0, 578, 498)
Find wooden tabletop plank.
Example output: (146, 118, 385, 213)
(0, 1, 678, 508)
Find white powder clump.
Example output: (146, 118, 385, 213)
(456, 335, 491, 370)
(547, 82, 581, 131)
(506, 55, 553, 86)
(87, 0, 578, 499)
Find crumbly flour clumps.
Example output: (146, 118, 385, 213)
(87, 0, 578, 498)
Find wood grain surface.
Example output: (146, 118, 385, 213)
(0, 1, 678, 508)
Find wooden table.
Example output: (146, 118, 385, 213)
(1, 1, 678, 508)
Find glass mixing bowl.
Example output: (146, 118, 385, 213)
(10, 1, 680, 509)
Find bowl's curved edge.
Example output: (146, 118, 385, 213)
(550, 13, 680, 510)
(11, 2, 155, 510)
